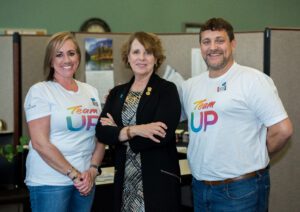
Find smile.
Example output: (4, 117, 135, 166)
(62, 65, 72, 69)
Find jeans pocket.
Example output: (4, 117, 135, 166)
(225, 178, 258, 200)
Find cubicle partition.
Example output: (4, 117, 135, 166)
(20, 35, 50, 137)
(76, 33, 203, 83)
(234, 32, 264, 71)
(0, 36, 17, 187)
(75, 33, 128, 86)
(266, 28, 300, 212)
(75, 32, 264, 83)
(0, 36, 14, 134)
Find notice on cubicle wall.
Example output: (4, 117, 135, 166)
(85, 38, 114, 104)
(191, 48, 207, 77)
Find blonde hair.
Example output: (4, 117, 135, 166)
(44, 32, 81, 81)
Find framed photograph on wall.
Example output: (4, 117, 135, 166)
(80, 18, 111, 33)
(184, 23, 203, 33)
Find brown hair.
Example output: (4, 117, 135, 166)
(199, 18, 235, 42)
(121, 32, 166, 72)
(44, 32, 81, 81)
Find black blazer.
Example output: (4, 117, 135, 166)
(96, 73, 181, 212)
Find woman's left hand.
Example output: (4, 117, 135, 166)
(74, 170, 94, 196)
(131, 122, 167, 143)
(100, 113, 117, 126)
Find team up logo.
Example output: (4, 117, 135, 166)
(91, 98, 99, 106)
(190, 99, 218, 132)
(66, 105, 99, 131)
(217, 82, 227, 92)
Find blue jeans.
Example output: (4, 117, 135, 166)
(192, 168, 270, 212)
(28, 185, 95, 212)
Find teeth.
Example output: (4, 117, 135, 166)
(209, 53, 221, 56)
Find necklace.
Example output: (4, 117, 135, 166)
(122, 91, 142, 126)
(126, 91, 142, 104)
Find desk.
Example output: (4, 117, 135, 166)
(0, 187, 30, 212)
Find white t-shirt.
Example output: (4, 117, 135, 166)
(24, 80, 101, 185)
(180, 62, 288, 181)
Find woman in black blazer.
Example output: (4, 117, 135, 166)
(96, 32, 181, 212)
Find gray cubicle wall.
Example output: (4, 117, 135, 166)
(0, 35, 18, 186)
(159, 32, 264, 77)
(75, 32, 264, 83)
(267, 29, 300, 212)
(0, 36, 14, 134)
(234, 32, 264, 72)
(20, 35, 50, 136)
(75, 33, 131, 86)
(75, 33, 202, 85)
(157, 34, 199, 79)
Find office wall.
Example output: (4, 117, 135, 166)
(20, 35, 50, 136)
(0, 0, 300, 34)
(0, 36, 14, 133)
(76, 33, 131, 85)
(234, 32, 264, 72)
(75, 32, 263, 84)
(0, 36, 18, 186)
(268, 29, 300, 212)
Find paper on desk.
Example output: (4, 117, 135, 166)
(96, 172, 114, 182)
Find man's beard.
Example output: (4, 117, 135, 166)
(205, 57, 228, 71)
(204, 50, 231, 71)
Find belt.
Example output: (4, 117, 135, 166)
(202, 167, 268, 186)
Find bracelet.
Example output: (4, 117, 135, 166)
(90, 164, 101, 176)
(66, 167, 74, 176)
(126, 126, 132, 140)
(66, 166, 80, 181)
(90, 164, 99, 170)
(72, 174, 78, 181)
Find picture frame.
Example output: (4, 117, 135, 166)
(184, 23, 203, 33)
(80, 18, 111, 33)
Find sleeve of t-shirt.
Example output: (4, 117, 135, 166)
(246, 72, 288, 127)
(24, 83, 51, 122)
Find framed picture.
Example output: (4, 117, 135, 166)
(80, 18, 111, 33)
(4, 28, 47, 35)
(184, 23, 203, 33)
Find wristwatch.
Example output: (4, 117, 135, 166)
(90, 164, 102, 176)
